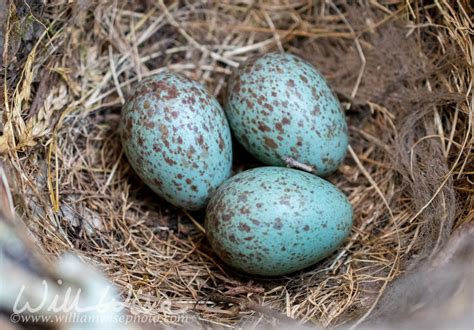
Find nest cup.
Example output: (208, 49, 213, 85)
(1, 1, 473, 328)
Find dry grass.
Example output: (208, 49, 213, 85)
(1, 0, 472, 327)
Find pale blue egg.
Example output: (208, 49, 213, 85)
(120, 72, 232, 210)
(225, 53, 348, 175)
(205, 167, 353, 276)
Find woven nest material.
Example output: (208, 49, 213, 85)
(1, 0, 473, 328)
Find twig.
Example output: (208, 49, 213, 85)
(183, 210, 206, 234)
(282, 156, 316, 173)
(108, 45, 125, 105)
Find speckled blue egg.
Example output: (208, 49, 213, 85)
(205, 167, 352, 276)
(120, 71, 232, 210)
(225, 53, 348, 175)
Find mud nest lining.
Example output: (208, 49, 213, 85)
(1, 0, 473, 328)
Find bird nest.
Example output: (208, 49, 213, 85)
(1, 0, 472, 328)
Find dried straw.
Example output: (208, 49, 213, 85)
(1, 0, 472, 327)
